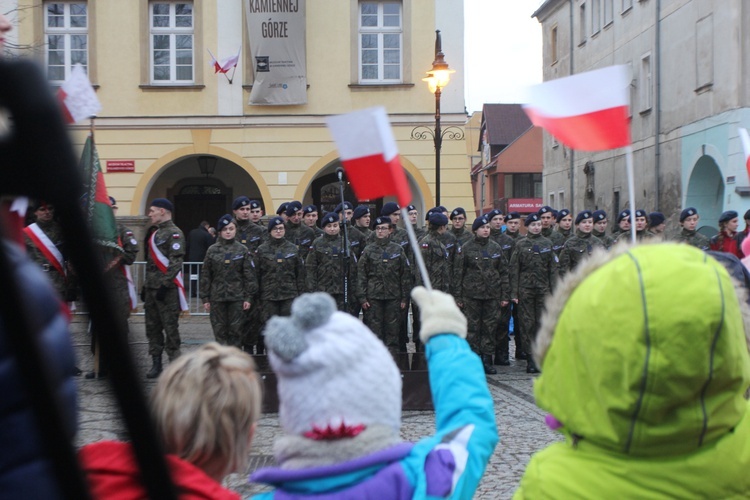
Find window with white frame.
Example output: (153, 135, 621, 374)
(150, 2, 194, 84)
(45, 2, 88, 83)
(359, 1, 402, 83)
(579, 2, 587, 44)
(591, 0, 601, 34)
(639, 53, 652, 112)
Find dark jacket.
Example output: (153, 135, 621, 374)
(186, 225, 215, 262)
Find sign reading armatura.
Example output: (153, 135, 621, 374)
(245, 0, 307, 105)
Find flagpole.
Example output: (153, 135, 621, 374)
(401, 208, 432, 291)
(625, 145, 637, 244)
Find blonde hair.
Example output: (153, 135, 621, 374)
(150, 343, 262, 480)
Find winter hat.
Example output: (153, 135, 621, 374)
(285, 201, 303, 216)
(649, 212, 665, 226)
(428, 213, 449, 226)
(616, 209, 631, 223)
(276, 202, 289, 216)
(352, 205, 370, 220)
(319, 212, 338, 228)
(525, 213, 540, 226)
(150, 198, 173, 212)
(556, 209, 571, 223)
(450, 207, 466, 220)
(575, 211, 593, 225)
(592, 210, 607, 222)
(380, 202, 400, 216)
(268, 216, 285, 232)
(335, 201, 354, 213)
(303, 204, 318, 215)
(505, 211, 521, 222)
(472, 215, 490, 232)
(217, 214, 233, 232)
(263, 293, 403, 436)
(233, 196, 251, 210)
(719, 210, 738, 224)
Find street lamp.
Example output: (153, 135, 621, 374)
(413, 30, 457, 207)
(197, 155, 217, 177)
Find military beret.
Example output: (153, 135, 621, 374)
(505, 211, 521, 222)
(472, 215, 490, 232)
(592, 210, 607, 222)
(538, 206, 553, 215)
(109, 196, 117, 208)
(406, 204, 417, 212)
(352, 205, 370, 220)
(649, 211, 665, 226)
(428, 213, 449, 226)
(488, 209, 504, 221)
(217, 214, 233, 231)
(303, 204, 318, 215)
(276, 202, 289, 215)
(744, 209, 750, 220)
(268, 216, 285, 232)
(556, 209, 571, 222)
(374, 216, 392, 227)
(380, 202, 400, 216)
(249, 199, 262, 210)
(435, 206, 448, 214)
(634, 209, 647, 218)
(335, 201, 354, 213)
(616, 209, 631, 223)
(450, 207, 466, 220)
(319, 212, 339, 228)
(233, 196, 251, 210)
(150, 198, 173, 212)
(425, 207, 438, 221)
(575, 210, 593, 225)
(285, 201, 303, 216)
(719, 210, 739, 224)
(525, 213, 541, 226)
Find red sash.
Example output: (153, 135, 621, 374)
(149, 232, 188, 311)
(24, 223, 66, 278)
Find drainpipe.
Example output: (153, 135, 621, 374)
(654, 0, 661, 209)
(569, 0, 575, 211)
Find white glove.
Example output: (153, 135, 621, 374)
(411, 286, 467, 343)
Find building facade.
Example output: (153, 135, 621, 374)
(533, 0, 750, 234)
(6, 0, 472, 239)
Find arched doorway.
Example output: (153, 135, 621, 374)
(685, 155, 724, 232)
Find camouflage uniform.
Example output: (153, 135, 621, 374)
(200, 238, 258, 347)
(450, 226, 473, 247)
(344, 222, 367, 260)
(354, 222, 372, 239)
(235, 218, 265, 352)
(413, 223, 426, 241)
(256, 237, 305, 324)
(490, 228, 516, 364)
(505, 229, 521, 240)
(24, 219, 71, 300)
(551, 227, 570, 254)
(453, 236, 510, 357)
(558, 230, 605, 278)
(614, 229, 655, 244)
(306, 232, 358, 312)
(510, 232, 557, 365)
(592, 229, 616, 250)
(235, 218, 266, 253)
(144, 220, 185, 360)
(284, 220, 315, 261)
(412, 230, 452, 351)
(674, 228, 711, 251)
(356, 236, 410, 353)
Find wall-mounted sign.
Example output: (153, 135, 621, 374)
(507, 198, 543, 213)
(107, 160, 135, 173)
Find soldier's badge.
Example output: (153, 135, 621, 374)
(554, 255, 559, 263)
(172, 233, 180, 239)
(456, 246, 462, 254)
(130, 238, 137, 245)
(421, 243, 429, 249)
(172, 243, 181, 250)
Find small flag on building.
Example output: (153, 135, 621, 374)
(208, 46, 241, 74)
(523, 65, 632, 152)
(57, 64, 101, 124)
(325, 107, 412, 207)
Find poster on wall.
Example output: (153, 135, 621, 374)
(244, 0, 307, 105)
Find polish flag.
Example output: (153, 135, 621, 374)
(57, 64, 101, 124)
(523, 65, 632, 151)
(326, 107, 412, 207)
(208, 47, 241, 74)
(738, 127, 750, 181)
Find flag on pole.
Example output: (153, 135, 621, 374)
(57, 64, 101, 124)
(80, 135, 119, 250)
(523, 65, 632, 151)
(738, 127, 750, 181)
(325, 107, 412, 207)
(208, 47, 241, 74)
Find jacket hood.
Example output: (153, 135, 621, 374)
(534, 243, 750, 457)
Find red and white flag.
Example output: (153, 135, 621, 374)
(57, 64, 101, 124)
(208, 47, 241, 74)
(738, 127, 750, 180)
(523, 65, 631, 151)
(326, 107, 412, 207)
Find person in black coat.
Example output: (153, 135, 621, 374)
(186, 221, 215, 297)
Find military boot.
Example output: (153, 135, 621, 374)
(495, 336, 510, 366)
(526, 358, 540, 374)
(482, 355, 497, 375)
(146, 355, 162, 379)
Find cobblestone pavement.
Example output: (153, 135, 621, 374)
(71, 314, 561, 499)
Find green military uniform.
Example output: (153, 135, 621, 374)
(510, 232, 557, 371)
(235, 218, 266, 352)
(344, 222, 367, 260)
(614, 229, 655, 244)
(144, 219, 185, 360)
(592, 229, 615, 249)
(256, 236, 305, 323)
(558, 230, 605, 278)
(450, 226, 473, 247)
(551, 227, 570, 254)
(284, 220, 315, 261)
(505, 229, 521, 240)
(200, 238, 258, 347)
(356, 236, 410, 353)
(24, 219, 72, 300)
(235, 218, 266, 253)
(416, 230, 452, 292)
(490, 228, 516, 365)
(306, 232, 357, 311)
(674, 228, 711, 250)
(453, 235, 510, 360)
(413, 223, 426, 241)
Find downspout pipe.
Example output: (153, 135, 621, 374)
(569, 0, 575, 211)
(654, 0, 661, 209)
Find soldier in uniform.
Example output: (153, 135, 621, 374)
(352, 205, 372, 238)
(615, 209, 654, 243)
(592, 210, 615, 249)
(200, 215, 258, 348)
(249, 199, 265, 226)
(649, 211, 666, 235)
(276, 202, 289, 222)
(504, 212, 522, 240)
(143, 198, 186, 379)
(303, 204, 323, 238)
(256, 217, 305, 324)
(675, 207, 711, 250)
(613, 209, 632, 240)
(284, 200, 315, 261)
(710, 210, 742, 258)
(407, 204, 425, 240)
(356, 216, 410, 355)
(538, 206, 564, 254)
(559, 210, 605, 278)
(24, 202, 75, 303)
(510, 213, 557, 373)
(453, 214, 510, 374)
(449, 207, 472, 246)
(306, 212, 356, 311)
(487, 209, 516, 367)
(553, 209, 573, 252)
(336, 201, 366, 260)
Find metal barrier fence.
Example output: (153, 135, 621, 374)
(75, 262, 208, 316)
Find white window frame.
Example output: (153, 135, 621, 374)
(149, 1, 194, 84)
(579, 2, 587, 45)
(358, 1, 403, 84)
(591, 0, 601, 35)
(639, 52, 652, 112)
(44, 1, 88, 83)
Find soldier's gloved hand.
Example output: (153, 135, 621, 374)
(411, 286, 467, 343)
(155, 285, 169, 301)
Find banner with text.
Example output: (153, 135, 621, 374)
(245, 0, 307, 105)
